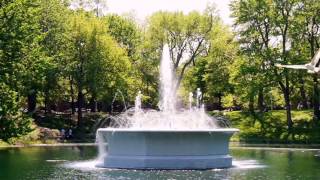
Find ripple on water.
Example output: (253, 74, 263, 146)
(62, 159, 266, 171)
(63, 160, 104, 171)
(232, 159, 267, 169)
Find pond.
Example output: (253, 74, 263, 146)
(0, 145, 320, 179)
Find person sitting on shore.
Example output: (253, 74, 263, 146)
(67, 129, 73, 139)
(60, 128, 65, 140)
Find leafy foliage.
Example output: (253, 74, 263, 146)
(0, 83, 32, 142)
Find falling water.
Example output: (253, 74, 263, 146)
(96, 131, 106, 162)
(135, 91, 142, 114)
(111, 89, 127, 113)
(196, 88, 202, 108)
(189, 92, 193, 110)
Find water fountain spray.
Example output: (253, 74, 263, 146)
(159, 44, 176, 112)
(189, 92, 193, 110)
(196, 88, 202, 108)
(134, 91, 142, 114)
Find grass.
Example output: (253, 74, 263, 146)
(212, 110, 320, 144)
(2, 110, 319, 146)
(0, 140, 9, 147)
(1, 112, 108, 146)
(4, 124, 54, 145)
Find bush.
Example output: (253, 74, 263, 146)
(0, 83, 33, 142)
(222, 110, 318, 143)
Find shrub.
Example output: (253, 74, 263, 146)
(0, 83, 33, 142)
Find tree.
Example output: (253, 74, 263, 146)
(0, 0, 45, 114)
(183, 22, 237, 109)
(146, 7, 218, 93)
(104, 14, 160, 106)
(231, 0, 275, 113)
(229, 55, 262, 112)
(85, 24, 132, 112)
(38, 0, 71, 113)
(272, 0, 298, 132)
(67, 12, 95, 126)
(104, 14, 142, 58)
(231, 0, 299, 132)
(203, 23, 237, 109)
(67, 12, 131, 126)
(293, 0, 320, 123)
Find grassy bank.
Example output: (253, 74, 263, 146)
(3, 110, 320, 146)
(215, 110, 320, 143)
(0, 112, 108, 146)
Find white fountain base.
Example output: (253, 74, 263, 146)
(104, 155, 232, 169)
(98, 128, 238, 169)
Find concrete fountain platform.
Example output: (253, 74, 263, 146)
(98, 128, 238, 169)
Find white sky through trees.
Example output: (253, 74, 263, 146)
(106, 0, 233, 25)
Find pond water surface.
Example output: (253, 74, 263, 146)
(0, 145, 320, 179)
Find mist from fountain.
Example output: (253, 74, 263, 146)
(189, 92, 193, 110)
(103, 44, 221, 130)
(134, 91, 142, 114)
(159, 44, 176, 112)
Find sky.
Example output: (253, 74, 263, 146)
(106, 0, 233, 25)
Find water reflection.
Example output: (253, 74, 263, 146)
(0, 146, 320, 179)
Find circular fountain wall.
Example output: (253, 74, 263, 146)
(98, 128, 238, 169)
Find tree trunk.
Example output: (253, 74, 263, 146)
(217, 93, 222, 110)
(44, 90, 49, 113)
(283, 86, 293, 132)
(70, 76, 75, 115)
(249, 93, 254, 114)
(90, 94, 97, 112)
(310, 37, 320, 123)
(299, 77, 308, 109)
(279, 72, 293, 133)
(313, 75, 320, 123)
(27, 90, 37, 113)
(76, 40, 85, 127)
(257, 88, 264, 112)
(77, 89, 84, 127)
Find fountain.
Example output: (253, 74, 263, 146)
(97, 44, 238, 169)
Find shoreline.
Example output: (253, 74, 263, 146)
(0, 143, 96, 148)
(230, 146, 320, 151)
(230, 142, 320, 149)
(1, 142, 320, 151)
(230, 143, 320, 151)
